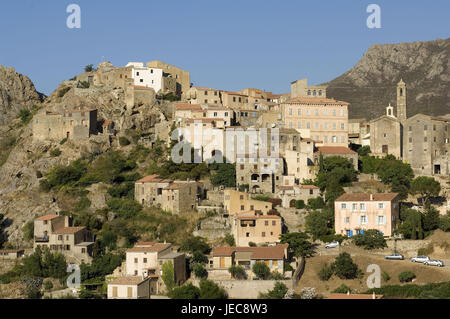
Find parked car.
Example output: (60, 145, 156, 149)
(424, 259, 444, 267)
(325, 241, 340, 249)
(384, 253, 404, 260)
(410, 256, 430, 263)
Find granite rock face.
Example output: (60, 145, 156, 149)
(0, 66, 43, 126)
(323, 38, 449, 119)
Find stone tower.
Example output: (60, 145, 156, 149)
(397, 79, 407, 122)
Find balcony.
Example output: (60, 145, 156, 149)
(34, 236, 49, 243)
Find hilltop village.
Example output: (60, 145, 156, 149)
(0, 59, 449, 300)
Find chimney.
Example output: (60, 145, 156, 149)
(372, 292, 376, 299)
(347, 290, 350, 295)
(370, 194, 373, 201)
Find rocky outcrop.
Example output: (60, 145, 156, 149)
(323, 38, 449, 119)
(0, 66, 43, 126)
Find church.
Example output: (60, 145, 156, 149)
(369, 80, 450, 176)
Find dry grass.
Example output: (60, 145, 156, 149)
(296, 252, 450, 298)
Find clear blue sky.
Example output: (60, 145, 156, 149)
(0, 0, 448, 95)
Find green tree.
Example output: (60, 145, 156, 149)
(279, 232, 315, 257)
(439, 211, 450, 232)
(210, 163, 236, 187)
(228, 265, 246, 280)
(410, 176, 441, 206)
(262, 282, 288, 299)
(252, 261, 270, 280)
(192, 263, 207, 278)
(199, 279, 227, 299)
(357, 146, 371, 157)
(168, 283, 200, 299)
(422, 207, 440, 232)
(305, 209, 333, 240)
(331, 253, 359, 279)
(162, 261, 175, 292)
(84, 64, 94, 72)
(398, 271, 416, 283)
(223, 234, 235, 246)
(17, 109, 33, 125)
(397, 209, 425, 239)
(318, 263, 333, 281)
(352, 229, 387, 250)
(22, 221, 34, 241)
(180, 236, 211, 255)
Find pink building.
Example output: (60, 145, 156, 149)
(334, 193, 400, 237)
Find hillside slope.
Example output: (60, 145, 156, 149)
(322, 38, 449, 120)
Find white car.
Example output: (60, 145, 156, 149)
(325, 241, 340, 249)
(384, 253, 404, 260)
(424, 259, 444, 267)
(410, 256, 430, 263)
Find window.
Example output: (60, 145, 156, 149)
(289, 108, 292, 115)
(272, 221, 276, 226)
(298, 109, 302, 116)
(58, 235, 63, 241)
(265, 221, 269, 226)
(240, 205, 244, 211)
(134, 258, 138, 263)
(424, 125, 428, 130)
(332, 136, 337, 143)
(360, 216, 368, 225)
(344, 217, 350, 224)
(143, 258, 147, 263)
(262, 232, 266, 237)
(360, 203, 366, 211)
(246, 233, 250, 237)
(341, 123, 345, 130)
(332, 123, 337, 130)
(352, 203, 358, 211)
(324, 136, 328, 143)
(306, 122, 310, 129)
(378, 203, 385, 209)
(377, 216, 386, 225)
(240, 195, 244, 200)
(341, 203, 347, 209)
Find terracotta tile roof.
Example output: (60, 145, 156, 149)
(35, 214, 60, 221)
(186, 118, 224, 123)
(174, 103, 202, 110)
(135, 241, 156, 247)
(54, 227, 86, 234)
(284, 97, 349, 105)
(193, 86, 219, 91)
(297, 185, 319, 189)
(223, 91, 248, 97)
(327, 293, 383, 299)
(316, 146, 357, 155)
(126, 243, 172, 253)
(336, 193, 399, 202)
(212, 244, 288, 260)
(236, 213, 281, 220)
(278, 186, 294, 191)
(136, 174, 172, 183)
(109, 276, 147, 286)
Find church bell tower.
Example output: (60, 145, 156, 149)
(396, 79, 407, 122)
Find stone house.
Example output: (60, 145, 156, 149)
(236, 154, 284, 194)
(223, 189, 273, 216)
(33, 108, 98, 142)
(107, 276, 151, 299)
(403, 113, 450, 175)
(125, 62, 176, 94)
(232, 211, 282, 246)
(369, 107, 402, 158)
(281, 97, 349, 147)
(348, 118, 370, 146)
(124, 242, 186, 293)
(207, 244, 289, 279)
(146, 60, 190, 98)
(334, 193, 400, 237)
(314, 146, 358, 171)
(290, 78, 327, 98)
(0, 249, 25, 259)
(33, 214, 95, 263)
(186, 86, 223, 105)
(277, 184, 320, 208)
(134, 175, 200, 214)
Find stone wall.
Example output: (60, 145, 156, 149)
(192, 279, 293, 299)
